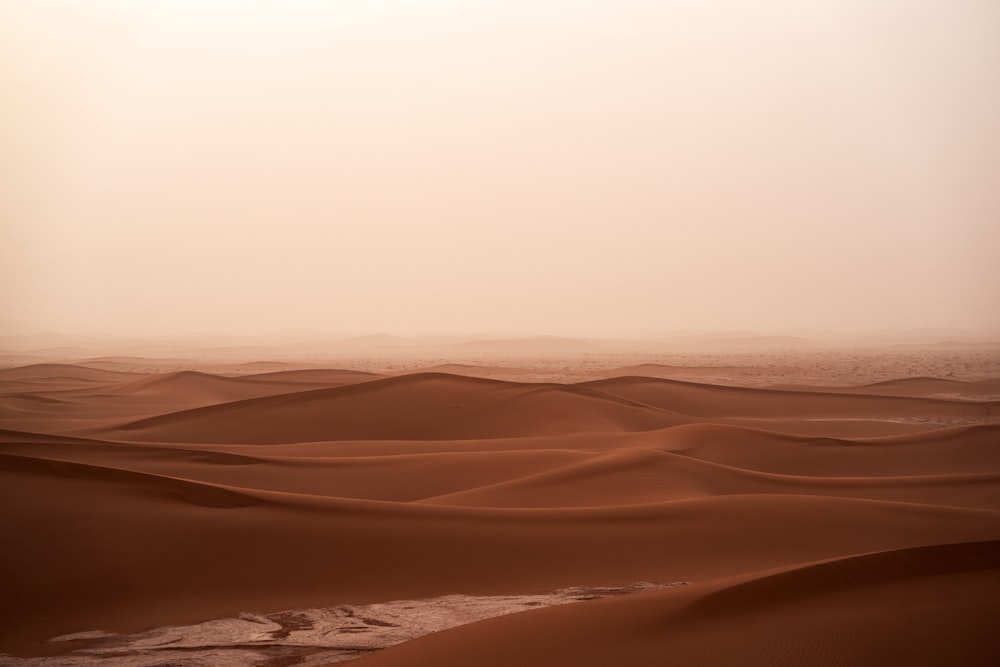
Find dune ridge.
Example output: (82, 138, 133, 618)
(579, 375, 997, 418)
(104, 373, 690, 443)
(687, 538, 1000, 616)
(1, 360, 998, 664)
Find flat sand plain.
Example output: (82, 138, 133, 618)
(1, 345, 999, 665)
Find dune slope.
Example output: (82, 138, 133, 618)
(1, 362, 998, 665)
(345, 541, 1000, 667)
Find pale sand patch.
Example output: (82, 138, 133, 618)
(0, 582, 687, 667)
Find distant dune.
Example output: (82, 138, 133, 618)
(1, 357, 998, 664)
(580, 376, 996, 420)
(591, 362, 757, 378)
(0, 362, 146, 383)
(771, 376, 1000, 398)
(239, 367, 382, 383)
(106, 373, 689, 443)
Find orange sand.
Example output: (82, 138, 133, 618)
(1, 354, 998, 665)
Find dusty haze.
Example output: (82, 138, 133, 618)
(2, 0, 999, 338)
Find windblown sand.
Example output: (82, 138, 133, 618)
(1, 351, 998, 666)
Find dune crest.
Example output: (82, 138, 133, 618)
(1, 358, 998, 664)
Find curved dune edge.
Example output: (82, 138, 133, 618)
(338, 540, 1000, 667)
(99, 373, 691, 443)
(0, 364, 148, 382)
(6, 447, 1000, 516)
(4, 369, 996, 439)
(84, 371, 996, 444)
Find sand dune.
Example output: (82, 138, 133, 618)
(347, 541, 1000, 667)
(418, 446, 1000, 509)
(104, 373, 689, 443)
(4, 447, 997, 653)
(646, 422, 1000, 475)
(0, 368, 384, 434)
(593, 362, 753, 377)
(578, 375, 997, 437)
(1, 360, 998, 664)
(400, 363, 534, 377)
(774, 375, 1000, 398)
(579, 375, 996, 420)
(589, 362, 780, 385)
(0, 363, 145, 383)
(99, 370, 321, 401)
(237, 367, 383, 384)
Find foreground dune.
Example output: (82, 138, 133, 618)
(0, 360, 998, 664)
(349, 541, 1000, 667)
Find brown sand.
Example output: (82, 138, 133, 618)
(1, 353, 998, 665)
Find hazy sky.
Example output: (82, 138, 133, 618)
(2, 0, 998, 337)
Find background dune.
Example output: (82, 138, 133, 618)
(104, 373, 689, 443)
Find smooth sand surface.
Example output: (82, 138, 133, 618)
(1, 355, 998, 665)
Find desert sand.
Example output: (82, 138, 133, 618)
(1, 345, 999, 665)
